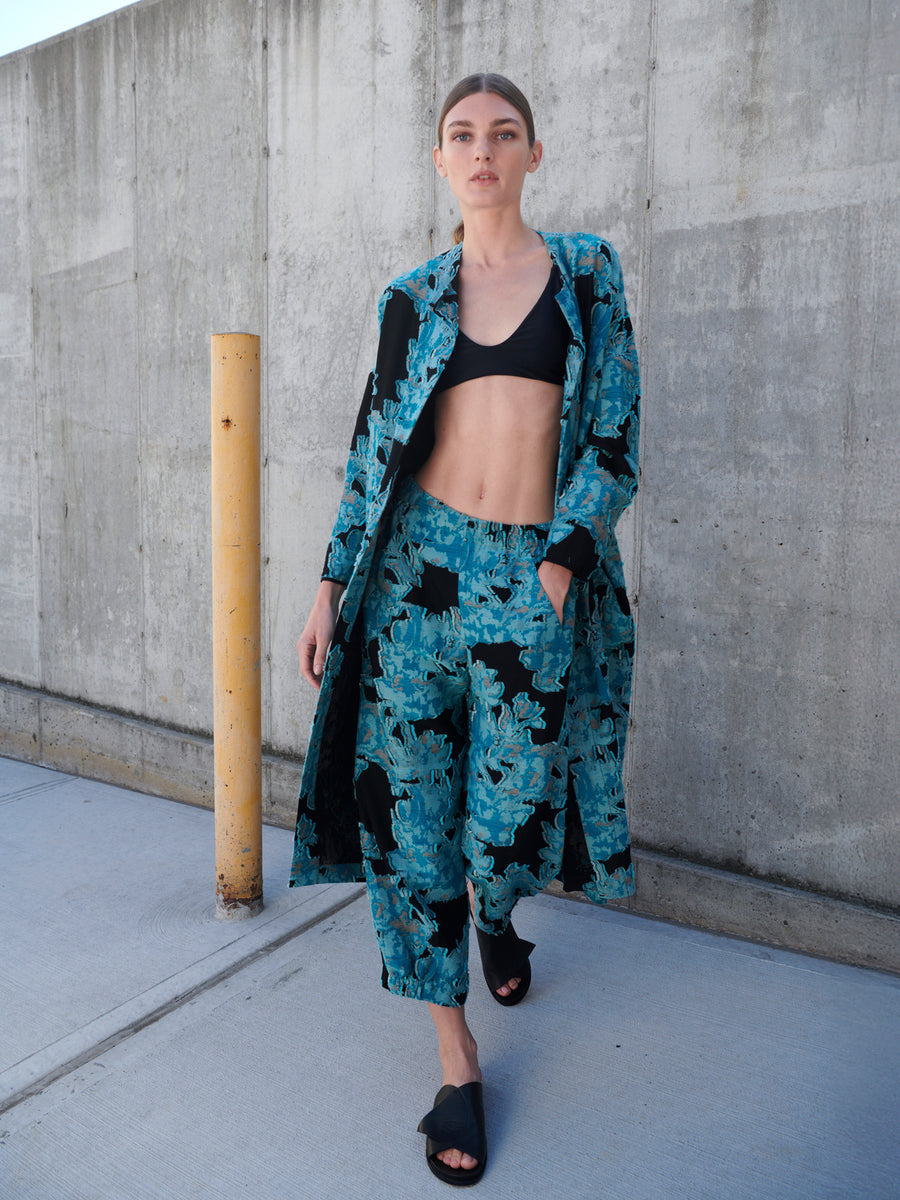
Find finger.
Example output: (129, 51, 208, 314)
(297, 638, 321, 690)
(297, 638, 313, 672)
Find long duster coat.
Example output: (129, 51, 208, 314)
(290, 231, 640, 905)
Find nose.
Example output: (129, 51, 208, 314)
(474, 137, 492, 161)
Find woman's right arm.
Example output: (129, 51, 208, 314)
(296, 369, 372, 691)
(298, 352, 383, 691)
(297, 282, 413, 689)
(296, 413, 368, 690)
(297, 579, 345, 689)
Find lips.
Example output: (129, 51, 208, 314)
(470, 171, 498, 182)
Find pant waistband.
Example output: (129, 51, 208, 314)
(397, 477, 551, 545)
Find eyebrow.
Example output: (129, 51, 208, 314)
(445, 116, 522, 130)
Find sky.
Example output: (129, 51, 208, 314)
(0, 1, 130, 59)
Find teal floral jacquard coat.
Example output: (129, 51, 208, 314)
(290, 232, 640, 904)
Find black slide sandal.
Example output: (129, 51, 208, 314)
(418, 1082, 487, 1186)
(474, 922, 535, 1006)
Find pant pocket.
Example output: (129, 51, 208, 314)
(529, 558, 561, 624)
(523, 539, 572, 633)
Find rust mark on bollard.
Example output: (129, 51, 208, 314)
(221, 416, 233, 429)
(217, 872, 263, 905)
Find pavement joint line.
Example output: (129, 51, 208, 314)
(0, 777, 78, 805)
(0, 884, 366, 1118)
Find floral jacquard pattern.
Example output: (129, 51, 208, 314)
(291, 233, 639, 909)
(355, 482, 571, 1005)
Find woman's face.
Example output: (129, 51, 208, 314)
(434, 90, 541, 214)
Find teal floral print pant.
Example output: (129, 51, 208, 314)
(355, 479, 574, 1006)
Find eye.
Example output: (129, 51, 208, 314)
(497, 131, 515, 140)
(453, 132, 471, 142)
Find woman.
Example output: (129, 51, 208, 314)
(293, 73, 640, 1185)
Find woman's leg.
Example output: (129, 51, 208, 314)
(463, 526, 572, 951)
(466, 879, 524, 999)
(355, 592, 472, 1003)
(355, 495, 483, 1172)
(354, 486, 474, 1004)
(427, 1001, 482, 1171)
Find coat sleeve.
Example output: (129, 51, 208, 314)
(321, 284, 420, 584)
(319, 387, 373, 584)
(542, 243, 640, 580)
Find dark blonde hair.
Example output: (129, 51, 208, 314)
(436, 74, 536, 245)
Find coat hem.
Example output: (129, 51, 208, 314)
(289, 860, 636, 904)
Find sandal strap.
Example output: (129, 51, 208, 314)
(417, 1082, 485, 1161)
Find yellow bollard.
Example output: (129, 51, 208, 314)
(211, 332, 263, 919)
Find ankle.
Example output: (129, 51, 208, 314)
(437, 1026, 478, 1062)
(434, 1018, 479, 1077)
(437, 1036, 481, 1087)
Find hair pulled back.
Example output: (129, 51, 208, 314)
(436, 73, 536, 246)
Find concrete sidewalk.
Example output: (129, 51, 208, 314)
(1, 756, 898, 1200)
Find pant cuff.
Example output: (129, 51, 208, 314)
(381, 964, 469, 1008)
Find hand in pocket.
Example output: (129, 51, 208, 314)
(536, 559, 573, 624)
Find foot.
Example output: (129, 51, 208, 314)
(435, 1033, 482, 1172)
(467, 880, 523, 1000)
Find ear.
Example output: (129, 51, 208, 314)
(527, 139, 543, 173)
(433, 145, 448, 177)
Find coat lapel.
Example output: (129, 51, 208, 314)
(541, 232, 586, 352)
(541, 232, 587, 498)
(386, 243, 462, 449)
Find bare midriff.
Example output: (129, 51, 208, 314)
(415, 375, 563, 525)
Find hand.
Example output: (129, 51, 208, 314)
(536, 559, 573, 624)
(297, 581, 344, 689)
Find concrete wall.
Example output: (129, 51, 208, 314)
(2, 0, 898, 970)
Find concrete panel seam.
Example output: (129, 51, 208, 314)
(623, 0, 658, 799)
(130, 6, 148, 723)
(428, 0, 438, 259)
(24, 52, 44, 699)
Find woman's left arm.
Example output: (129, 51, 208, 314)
(542, 243, 640, 582)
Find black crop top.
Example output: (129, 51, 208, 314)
(436, 265, 569, 392)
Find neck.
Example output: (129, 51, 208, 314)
(456, 207, 542, 268)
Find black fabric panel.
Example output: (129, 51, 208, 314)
(587, 413, 636, 485)
(310, 613, 364, 866)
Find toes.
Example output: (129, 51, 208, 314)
(436, 1148, 478, 1172)
(496, 975, 521, 997)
